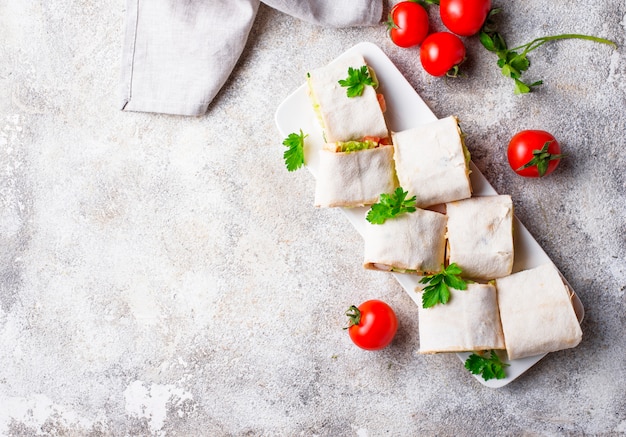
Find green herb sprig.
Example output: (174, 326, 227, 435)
(464, 350, 510, 381)
(366, 187, 417, 225)
(419, 263, 467, 308)
(480, 9, 617, 94)
(282, 130, 307, 172)
(338, 66, 376, 98)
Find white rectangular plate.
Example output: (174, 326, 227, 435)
(274, 42, 583, 388)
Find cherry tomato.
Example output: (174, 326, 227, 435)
(345, 300, 398, 350)
(420, 32, 466, 77)
(386, 1, 430, 48)
(507, 130, 564, 178)
(440, 0, 491, 36)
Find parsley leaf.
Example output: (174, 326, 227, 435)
(282, 130, 307, 172)
(338, 66, 376, 98)
(366, 187, 417, 225)
(479, 9, 616, 94)
(419, 263, 467, 308)
(464, 350, 510, 381)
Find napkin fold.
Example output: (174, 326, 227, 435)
(120, 0, 383, 116)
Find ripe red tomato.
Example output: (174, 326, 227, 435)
(420, 32, 466, 77)
(386, 1, 430, 48)
(440, 0, 491, 36)
(345, 300, 398, 350)
(507, 130, 564, 177)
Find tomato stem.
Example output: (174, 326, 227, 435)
(385, 13, 398, 31)
(344, 305, 362, 329)
(446, 65, 461, 78)
(516, 140, 565, 177)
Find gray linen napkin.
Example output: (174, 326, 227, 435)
(119, 0, 383, 116)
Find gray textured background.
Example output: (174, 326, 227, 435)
(1, 0, 625, 435)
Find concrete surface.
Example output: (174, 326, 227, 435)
(1, 0, 625, 435)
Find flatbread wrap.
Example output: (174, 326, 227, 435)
(314, 145, 397, 207)
(392, 116, 472, 208)
(495, 263, 583, 360)
(417, 283, 505, 354)
(446, 195, 514, 280)
(307, 53, 388, 143)
(363, 207, 447, 274)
